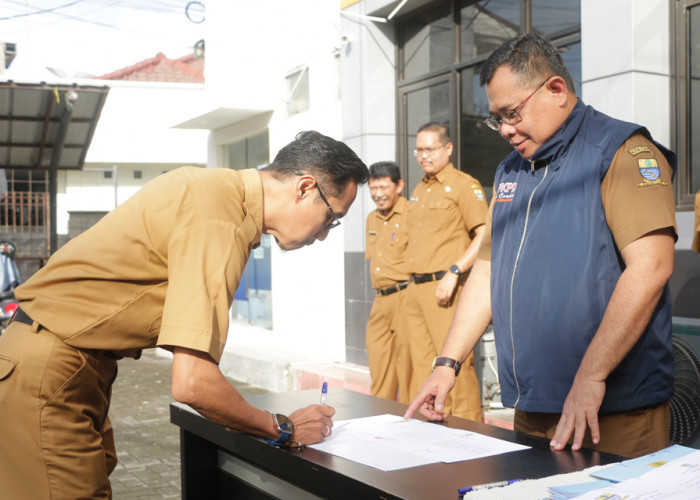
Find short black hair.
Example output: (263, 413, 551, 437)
(369, 161, 401, 184)
(479, 33, 576, 94)
(417, 122, 451, 144)
(262, 131, 368, 197)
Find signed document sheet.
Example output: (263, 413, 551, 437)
(309, 414, 529, 471)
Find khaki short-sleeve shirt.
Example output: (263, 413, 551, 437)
(478, 134, 677, 260)
(16, 167, 263, 363)
(366, 196, 410, 289)
(406, 164, 488, 274)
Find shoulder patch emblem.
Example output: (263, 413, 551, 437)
(472, 188, 485, 201)
(629, 146, 652, 156)
(637, 158, 667, 187)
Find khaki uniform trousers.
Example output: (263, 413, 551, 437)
(0, 321, 118, 499)
(366, 288, 411, 403)
(514, 400, 670, 458)
(403, 279, 482, 421)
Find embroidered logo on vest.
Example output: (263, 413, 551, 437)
(495, 182, 517, 202)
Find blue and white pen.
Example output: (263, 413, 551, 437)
(320, 381, 328, 405)
(458, 479, 521, 494)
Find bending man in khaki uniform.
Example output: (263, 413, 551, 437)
(365, 161, 411, 402)
(0, 131, 369, 499)
(404, 122, 488, 421)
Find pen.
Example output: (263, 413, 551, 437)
(320, 381, 327, 405)
(458, 479, 521, 494)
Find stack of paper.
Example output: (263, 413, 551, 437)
(570, 447, 700, 499)
(540, 445, 697, 500)
(542, 445, 697, 499)
(546, 479, 615, 499)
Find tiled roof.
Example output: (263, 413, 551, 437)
(95, 52, 204, 83)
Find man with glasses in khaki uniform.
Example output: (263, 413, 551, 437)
(0, 131, 369, 499)
(403, 122, 488, 421)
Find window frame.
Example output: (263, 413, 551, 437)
(395, 0, 581, 197)
(672, 0, 700, 209)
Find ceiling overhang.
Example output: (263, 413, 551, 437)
(174, 107, 271, 131)
(0, 81, 110, 170)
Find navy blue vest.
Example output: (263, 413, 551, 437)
(490, 100, 675, 413)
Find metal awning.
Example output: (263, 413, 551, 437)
(0, 81, 109, 170)
(0, 81, 110, 254)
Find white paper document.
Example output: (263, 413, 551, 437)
(309, 414, 530, 471)
(571, 449, 700, 500)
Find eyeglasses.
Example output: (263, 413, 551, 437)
(295, 170, 341, 231)
(484, 77, 551, 131)
(413, 144, 447, 157)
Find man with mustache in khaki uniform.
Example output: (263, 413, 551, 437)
(365, 161, 411, 402)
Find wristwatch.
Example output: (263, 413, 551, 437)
(265, 413, 294, 447)
(432, 356, 461, 376)
(449, 264, 461, 276)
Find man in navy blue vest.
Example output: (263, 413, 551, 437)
(405, 33, 676, 459)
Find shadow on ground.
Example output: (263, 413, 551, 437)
(110, 349, 269, 499)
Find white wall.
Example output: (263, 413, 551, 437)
(56, 80, 209, 234)
(200, 1, 352, 361)
(87, 81, 209, 164)
(341, 2, 398, 252)
(581, 0, 671, 145)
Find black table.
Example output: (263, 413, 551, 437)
(170, 388, 622, 500)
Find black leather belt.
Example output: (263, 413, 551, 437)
(411, 271, 446, 284)
(376, 280, 410, 296)
(11, 307, 122, 361)
(11, 307, 37, 329)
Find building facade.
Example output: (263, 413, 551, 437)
(339, 0, 700, 366)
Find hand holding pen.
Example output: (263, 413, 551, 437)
(288, 387, 335, 447)
(320, 381, 328, 405)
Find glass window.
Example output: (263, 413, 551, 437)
(227, 130, 270, 171)
(225, 130, 272, 329)
(401, 4, 452, 81)
(404, 80, 451, 191)
(397, 0, 581, 196)
(286, 67, 310, 116)
(460, 0, 520, 62)
(691, 4, 700, 193)
(460, 66, 512, 198)
(532, 0, 580, 35)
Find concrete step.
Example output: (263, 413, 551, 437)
(219, 343, 371, 395)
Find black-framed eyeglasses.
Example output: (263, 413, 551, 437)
(484, 77, 552, 131)
(294, 170, 341, 231)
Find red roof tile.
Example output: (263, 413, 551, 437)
(95, 52, 204, 83)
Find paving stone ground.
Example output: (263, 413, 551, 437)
(109, 349, 269, 499)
